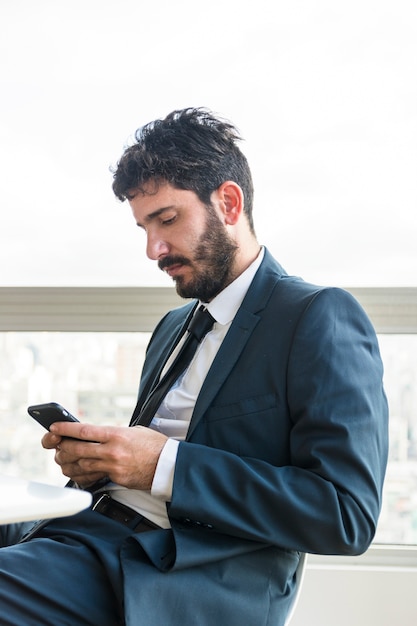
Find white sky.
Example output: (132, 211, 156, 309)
(0, 0, 416, 287)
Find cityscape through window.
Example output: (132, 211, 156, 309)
(0, 331, 415, 545)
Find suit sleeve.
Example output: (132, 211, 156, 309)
(169, 288, 388, 556)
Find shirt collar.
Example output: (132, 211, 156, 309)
(202, 247, 264, 326)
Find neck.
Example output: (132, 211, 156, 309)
(230, 238, 262, 283)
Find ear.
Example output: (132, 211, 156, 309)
(216, 181, 244, 225)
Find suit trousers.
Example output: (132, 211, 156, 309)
(0, 509, 134, 626)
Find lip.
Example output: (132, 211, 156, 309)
(165, 264, 184, 277)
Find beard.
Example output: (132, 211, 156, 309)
(158, 207, 238, 302)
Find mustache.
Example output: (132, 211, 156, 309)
(158, 256, 192, 271)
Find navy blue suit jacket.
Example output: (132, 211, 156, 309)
(121, 248, 388, 625)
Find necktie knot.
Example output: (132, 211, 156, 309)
(187, 305, 215, 342)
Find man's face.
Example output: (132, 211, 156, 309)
(129, 183, 238, 302)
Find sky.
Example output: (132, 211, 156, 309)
(0, 0, 416, 287)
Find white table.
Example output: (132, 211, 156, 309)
(0, 475, 92, 524)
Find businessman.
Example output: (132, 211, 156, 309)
(0, 108, 388, 625)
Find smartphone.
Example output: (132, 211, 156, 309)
(27, 402, 80, 431)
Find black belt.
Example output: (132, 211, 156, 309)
(92, 492, 160, 533)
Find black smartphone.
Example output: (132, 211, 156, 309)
(27, 402, 80, 431)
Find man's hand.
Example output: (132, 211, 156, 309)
(42, 422, 168, 490)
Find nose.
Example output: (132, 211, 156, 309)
(146, 232, 170, 261)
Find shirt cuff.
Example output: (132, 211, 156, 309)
(150, 438, 180, 501)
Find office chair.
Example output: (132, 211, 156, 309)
(284, 552, 307, 625)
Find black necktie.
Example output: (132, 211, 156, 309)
(131, 305, 215, 427)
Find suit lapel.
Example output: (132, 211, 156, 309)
(187, 307, 260, 438)
(187, 250, 285, 438)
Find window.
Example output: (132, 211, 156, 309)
(0, 286, 416, 547)
(0, 330, 149, 484)
(375, 335, 417, 544)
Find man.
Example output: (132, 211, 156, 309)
(0, 108, 388, 625)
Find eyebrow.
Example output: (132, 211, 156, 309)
(136, 205, 176, 229)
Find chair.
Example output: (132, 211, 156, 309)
(284, 552, 308, 625)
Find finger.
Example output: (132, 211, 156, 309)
(41, 432, 62, 449)
(61, 465, 104, 483)
(49, 421, 105, 443)
(56, 454, 104, 479)
(56, 438, 102, 463)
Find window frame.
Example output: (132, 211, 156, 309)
(0, 286, 416, 333)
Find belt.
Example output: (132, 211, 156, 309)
(92, 492, 160, 533)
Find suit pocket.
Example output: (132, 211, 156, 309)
(198, 393, 290, 462)
(203, 392, 277, 422)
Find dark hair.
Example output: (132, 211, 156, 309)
(112, 108, 255, 232)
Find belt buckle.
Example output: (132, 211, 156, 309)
(92, 492, 111, 512)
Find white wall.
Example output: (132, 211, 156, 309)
(291, 554, 417, 626)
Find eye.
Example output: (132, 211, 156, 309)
(161, 215, 177, 226)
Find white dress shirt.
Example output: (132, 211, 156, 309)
(106, 248, 264, 528)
